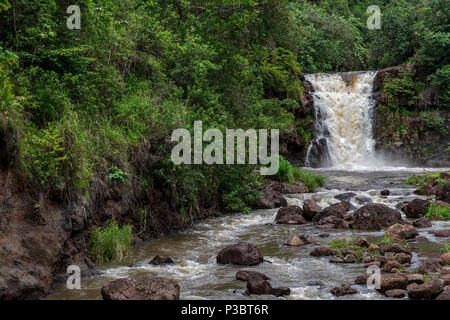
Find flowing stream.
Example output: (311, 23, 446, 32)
(47, 72, 449, 300)
(47, 168, 449, 300)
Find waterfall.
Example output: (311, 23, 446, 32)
(305, 71, 377, 169)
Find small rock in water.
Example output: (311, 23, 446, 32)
(429, 229, 450, 237)
(236, 271, 270, 281)
(355, 196, 372, 205)
(385, 289, 407, 298)
(307, 280, 325, 287)
(285, 235, 305, 246)
(381, 190, 390, 196)
(149, 255, 175, 265)
(412, 217, 432, 228)
(386, 223, 418, 240)
(335, 192, 356, 201)
(272, 286, 290, 297)
(330, 284, 358, 297)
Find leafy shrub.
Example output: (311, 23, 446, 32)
(292, 167, 325, 191)
(425, 203, 450, 221)
(108, 166, 128, 182)
(90, 221, 132, 263)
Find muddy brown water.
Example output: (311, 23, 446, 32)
(47, 168, 449, 300)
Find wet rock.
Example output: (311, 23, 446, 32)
(415, 236, 430, 243)
(329, 257, 345, 263)
(381, 190, 390, 196)
(379, 243, 411, 255)
(317, 215, 349, 229)
(368, 244, 380, 252)
(330, 284, 358, 297)
(307, 280, 325, 287)
(255, 185, 288, 209)
(440, 274, 450, 286)
(236, 271, 270, 282)
(351, 203, 404, 230)
(385, 289, 407, 298)
(436, 289, 450, 300)
(441, 253, 450, 266)
(428, 229, 450, 237)
(344, 254, 357, 263)
(302, 199, 322, 220)
(285, 235, 305, 246)
(245, 277, 273, 295)
(356, 238, 369, 247)
(402, 199, 430, 219)
(417, 257, 443, 274)
(407, 279, 444, 300)
(101, 276, 180, 300)
(382, 261, 404, 273)
(149, 255, 174, 265)
(355, 274, 368, 285)
(386, 223, 418, 240)
(363, 256, 372, 263)
(379, 273, 409, 293)
(275, 205, 306, 224)
(319, 233, 330, 238)
(355, 196, 372, 205)
(407, 274, 424, 285)
(310, 245, 339, 257)
(395, 202, 408, 211)
(313, 202, 349, 222)
(412, 217, 432, 228)
(436, 182, 450, 203)
(436, 200, 450, 207)
(387, 253, 412, 265)
(272, 286, 290, 297)
(217, 242, 264, 266)
(335, 192, 356, 201)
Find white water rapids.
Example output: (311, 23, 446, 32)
(305, 72, 378, 169)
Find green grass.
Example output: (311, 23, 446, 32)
(441, 243, 450, 254)
(425, 203, 450, 221)
(273, 156, 325, 191)
(90, 221, 132, 264)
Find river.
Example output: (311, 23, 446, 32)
(47, 167, 450, 300)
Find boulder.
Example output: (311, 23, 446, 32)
(407, 274, 424, 285)
(351, 203, 404, 230)
(330, 284, 358, 297)
(379, 273, 409, 293)
(385, 289, 407, 298)
(101, 276, 180, 300)
(236, 271, 270, 282)
(310, 246, 339, 257)
(386, 223, 418, 240)
(412, 217, 432, 228)
(271, 286, 290, 297)
(436, 289, 450, 300)
(407, 280, 444, 300)
(302, 199, 322, 220)
(402, 199, 430, 219)
(245, 277, 273, 295)
(355, 196, 372, 205)
(317, 215, 349, 229)
(429, 229, 450, 237)
(285, 235, 305, 246)
(149, 255, 174, 265)
(313, 202, 349, 222)
(436, 182, 450, 203)
(275, 205, 306, 224)
(217, 242, 264, 266)
(441, 253, 450, 266)
(418, 257, 443, 274)
(379, 244, 411, 255)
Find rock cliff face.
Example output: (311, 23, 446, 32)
(372, 66, 450, 167)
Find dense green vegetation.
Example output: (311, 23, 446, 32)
(90, 221, 132, 263)
(0, 0, 448, 229)
(274, 156, 324, 190)
(425, 202, 450, 221)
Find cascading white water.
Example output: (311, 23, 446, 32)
(305, 71, 378, 169)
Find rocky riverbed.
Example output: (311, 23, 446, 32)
(47, 168, 450, 300)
